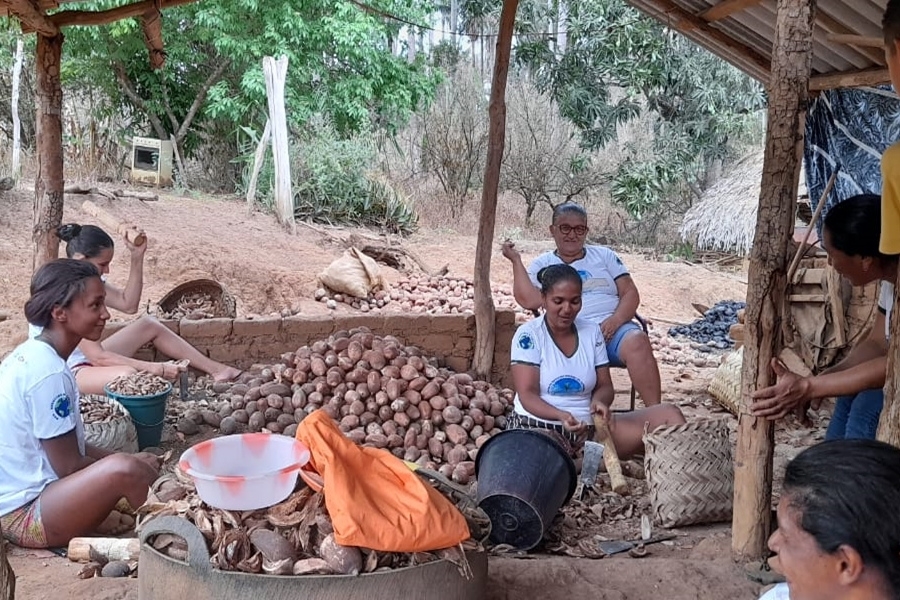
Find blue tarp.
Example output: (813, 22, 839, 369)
(804, 85, 900, 223)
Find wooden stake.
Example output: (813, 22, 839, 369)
(593, 414, 629, 495)
(472, 0, 518, 380)
(262, 56, 293, 226)
(32, 33, 65, 273)
(785, 167, 837, 284)
(732, 0, 815, 563)
(246, 119, 271, 209)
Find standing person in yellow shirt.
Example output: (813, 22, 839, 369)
(881, 0, 900, 255)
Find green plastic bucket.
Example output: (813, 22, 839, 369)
(104, 383, 172, 450)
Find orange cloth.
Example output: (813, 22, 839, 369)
(295, 409, 469, 552)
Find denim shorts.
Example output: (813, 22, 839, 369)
(606, 321, 643, 367)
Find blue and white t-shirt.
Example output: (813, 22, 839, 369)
(510, 315, 610, 424)
(527, 245, 630, 325)
(0, 339, 84, 516)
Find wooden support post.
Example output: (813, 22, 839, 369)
(33, 32, 65, 273)
(472, 0, 518, 380)
(246, 119, 271, 209)
(878, 279, 900, 445)
(262, 56, 292, 226)
(732, 0, 815, 562)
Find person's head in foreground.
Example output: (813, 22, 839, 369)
(768, 439, 900, 600)
(822, 194, 896, 286)
(26, 258, 108, 340)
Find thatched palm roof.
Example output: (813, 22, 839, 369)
(680, 153, 763, 256)
(680, 151, 808, 256)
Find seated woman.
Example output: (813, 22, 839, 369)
(502, 203, 662, 406)
(42, 223, 242, 395)
(509, 264, 684, 460)
(0, 259, 160, 548)
(766, 439, 900, 599)
(751, 194, 896, 439)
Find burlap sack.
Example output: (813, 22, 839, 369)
(318, 247, 383, 299)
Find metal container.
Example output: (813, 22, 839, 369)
(139, 516, 487, 600)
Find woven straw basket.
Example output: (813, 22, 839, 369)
(83, 395, 140, 454)
(157, 278, 237, 319)
(708, 348, 743, 416)
(643, 418, 734, 528)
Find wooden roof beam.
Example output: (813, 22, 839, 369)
(7, 0, 58, 36)
(826, 34, 885, 48)
(642, 0, 771, 75)
(699, 0, 765, 23)
(815, 10, 885, 66)
(809, 66, 890, 90)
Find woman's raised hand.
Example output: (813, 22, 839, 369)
(123, 228, 148, 258)
(500, 240, 522, 263)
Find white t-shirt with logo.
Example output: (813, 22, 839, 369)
(0, 339, 85, 516)
(28, 323, 91, 369)
(879, 281, 895, 340)
(510, 315, 610, 424)
(528, 245, 630, 325)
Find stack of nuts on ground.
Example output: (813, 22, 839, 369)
(107, 372, 171, 396)
(208, 327, 515, 484)
(314, 275, 528, 321)
(80, 395, 125, 424)
(139, 474, 486, 576)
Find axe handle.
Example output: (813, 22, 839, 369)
(593, 414, 629, 495)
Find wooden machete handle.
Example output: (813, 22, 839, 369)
(592, 414, 630, 496)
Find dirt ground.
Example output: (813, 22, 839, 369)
(0, 187, 804, 600)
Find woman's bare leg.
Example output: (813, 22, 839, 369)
(103, 316, 241, 381)
(617, 332, 662, 406)
(75, 366, 138, 396)
(39, 454, 157, 547)
(610, 404, 686, 459)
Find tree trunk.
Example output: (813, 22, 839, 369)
(33, 33, 65, 273)
(0, 523, 14, 600)
(246, 119, 271, 209)
(732, 0, 815, 562)
(11, 38, 24, 179)
(262, 56, 293, 226)
(472, 0, 519, 380)
(877, 269, 900, 444)
(557, 0, 567, 55)
(450, 0, 459, 43)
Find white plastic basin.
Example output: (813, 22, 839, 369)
(179, 433, 311, 510)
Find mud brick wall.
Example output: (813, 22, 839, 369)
(104, 310, 518, 386)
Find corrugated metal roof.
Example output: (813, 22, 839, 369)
(626, 0, 890, 90)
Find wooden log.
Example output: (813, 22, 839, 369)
(593, 414, 629, 496)
(81, 200, 147, 246)
(729, 323, 745, 342)
(732, 0, 815, 563)
(67, 537, 141, 563)
(809, 67, 890, 91)
(472, 0, 518, 380)
(32, 33, 65, 273)
(0, 523, 14, 600)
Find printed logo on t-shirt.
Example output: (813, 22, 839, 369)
(517, 333, 534, 350)
(51, 394, 72, 419)
(614, 254, 624, 266)
(548, 376, 585, 395)
(576, 269, 590, 281)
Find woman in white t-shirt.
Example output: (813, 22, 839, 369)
(509, 264, 684, 459)
(751, 195, 897, 440)
(48, 223, 241, 395)
(0, 259, 160, 548)
(502, 203, 662, 407)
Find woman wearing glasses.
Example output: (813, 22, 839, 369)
(502, 203, 661, 406)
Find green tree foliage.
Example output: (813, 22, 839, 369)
(60, 0, 441, 155)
